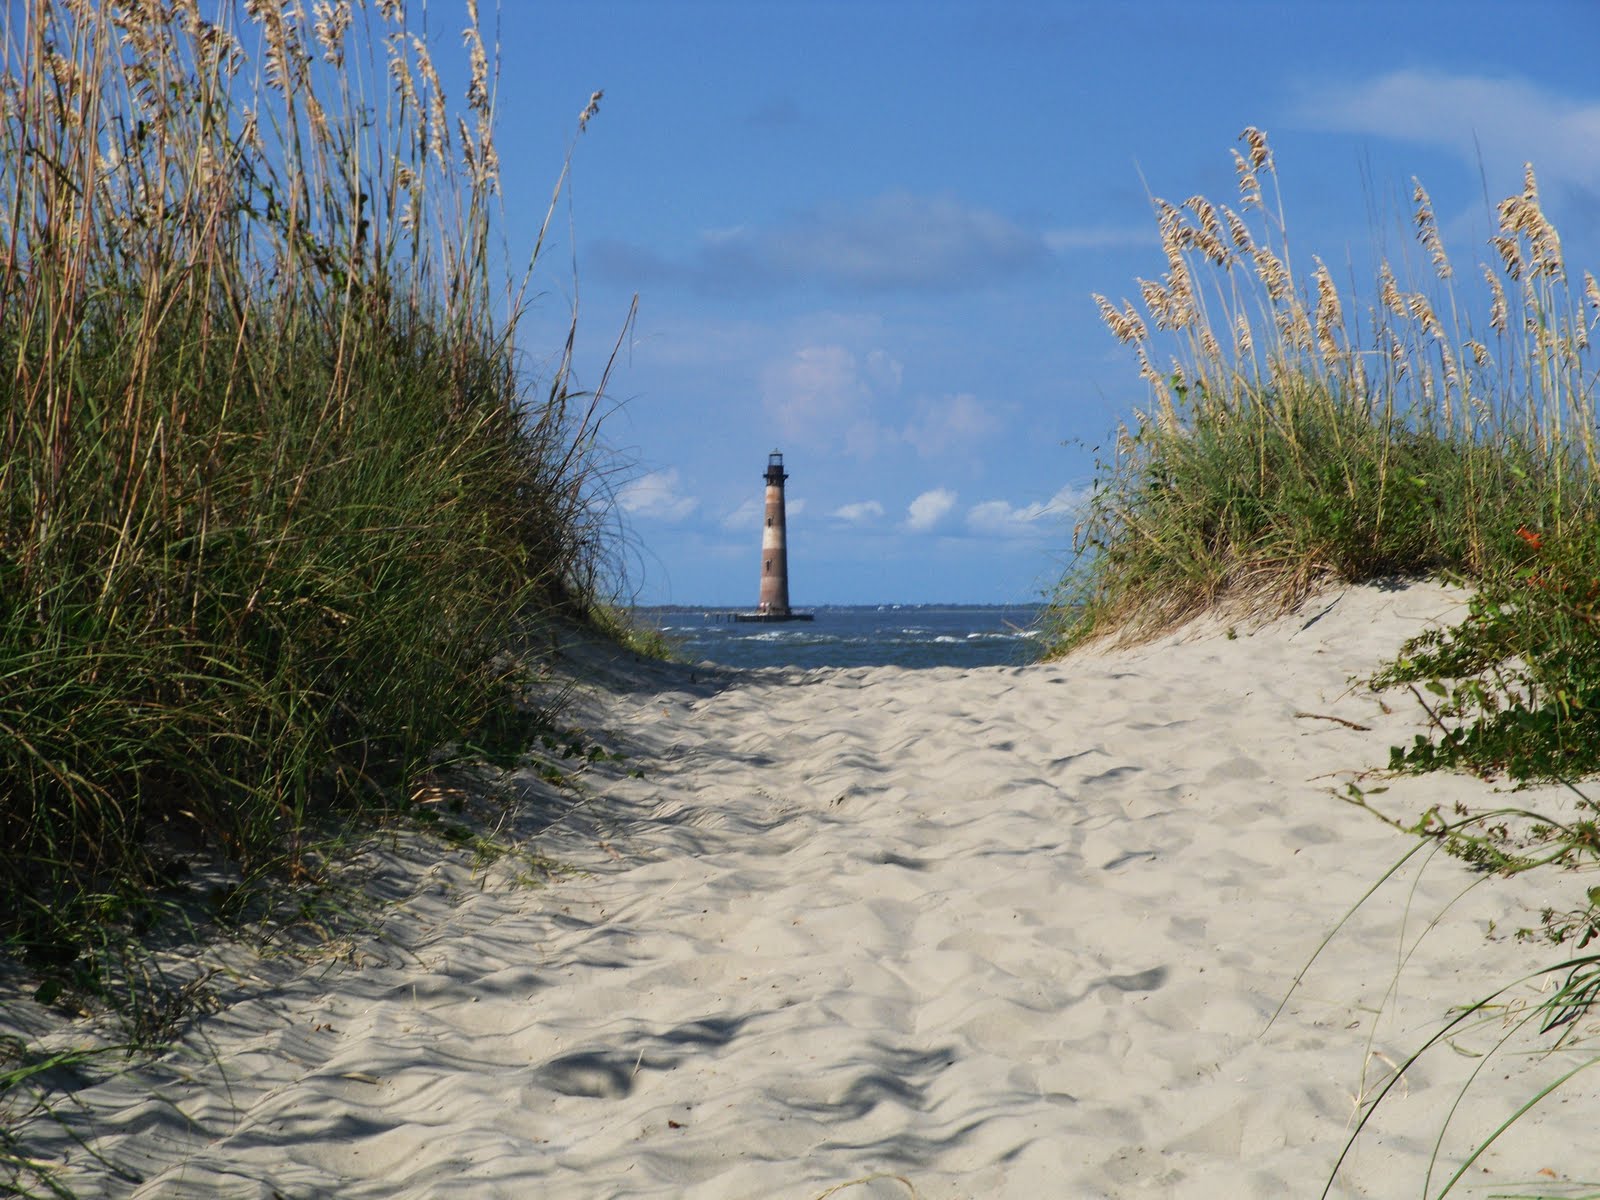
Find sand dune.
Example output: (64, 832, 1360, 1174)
(14, 581, 1599, 1197)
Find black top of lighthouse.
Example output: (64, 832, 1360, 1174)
(765, 450, 787, 485)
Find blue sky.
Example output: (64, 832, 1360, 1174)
(481, 0, 1600, 606)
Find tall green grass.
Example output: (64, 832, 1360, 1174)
(0, 0, 617, 965)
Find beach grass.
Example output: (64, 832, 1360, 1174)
(0, 0, 622, 1032)
(1050, 128, 1598, 650)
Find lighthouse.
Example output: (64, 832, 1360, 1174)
(730, 450, 812, 622)
(758, 450, 792, 616)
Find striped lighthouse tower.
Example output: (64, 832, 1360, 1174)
(757, 450, 792, 617)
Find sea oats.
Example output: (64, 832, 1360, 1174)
(458, 115, 476, 176)
(1094, 294, 1146, 345)
(1154, 198, 1183, 256)
(1164, 255, 1197, 328)
(479, 123, 500, 186)
(1138, 277, 1175, 329)
(387, 35, 417, 109)
(1275, 302, 1312, 352)
(1222, 206, 1252, 252)
(1135, 345, 1160, 387)
(1438, 342, 1459, 411)
(1378, 261, 1404, 317)
(1185, 195, 1221, 243)
(1406, 292, 1443, 340)
(1251, 245, 1289, 302)
(1195, 226, 1229, 267)
(239, 104, 262, 152)
(1498, 166, 1563, 280)
(1240, 125, 1271, 171)
(409, 36, 449, 163)
(1233, 311, 1253, 357)
(1312, 258, 1342, 361)
(1347, 353, 1367, 400)
(1491, 234, 1524, 283)
(462, 17, 489, 114)
(1230, 149, 1262, 210)
(578, 89, 602, 132)
(312, 1, 350, 67)
(1412, 179, 1451, 280)
(1467, 339, 1490, 368)
(1483, 265, 1508, 333)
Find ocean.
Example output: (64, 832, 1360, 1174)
(634, 605, 1047, 671)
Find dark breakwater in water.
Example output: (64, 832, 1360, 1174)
(633, 605, 1044, 670)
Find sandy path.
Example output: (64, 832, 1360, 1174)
(15, 582, 1599, 1197)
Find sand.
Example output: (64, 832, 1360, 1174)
(10, 581, 1599, 1198)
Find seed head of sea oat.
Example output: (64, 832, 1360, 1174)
(1497, 167, 1564, 279)
(1412, 179, 1451, 280)
(1182, 195, 1228, 264)
(1483, 265, 1508, 334)
(463, 26, 490, 114)
(1138, 277, 1175, 329)
(388, 36, 417, 109)
(1406, 293, 1443, 340)
(313, 1, 350, 67)
(1251, 245, 1289, 302)
(1234, 311, 1253, 357)
(1439, 341, 1459, 394)
(1240, 126, 1271, 171)
(578, 89, 603, 132)
(1222, 206, 1252, 252)
(1275, 302, 1312, 352)
(1093, 294, 1147, 345)
(1491, 234, 1523, 283)
(1378, 261, 1404, 317)
(1312, 258, 1342, 360)
(1230, 149, 1262, 209)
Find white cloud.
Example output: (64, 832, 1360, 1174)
(1298, 70, 1600, 188)
(720, 497, 762, 531)
(761, 344, 896, 459)
(761, 344, 869, 445)
(902, 393, 1000, 458)
(965, 485, 1087, 538)
(905, 487, 958, 532)
(831, 500, 885, 524)
(617, 469, 698, 522)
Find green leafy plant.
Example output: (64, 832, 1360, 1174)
(1377, 533, 1600, 783)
